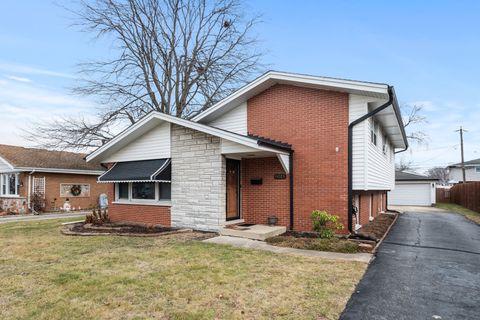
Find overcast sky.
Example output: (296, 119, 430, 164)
(1, 0, 479, 173)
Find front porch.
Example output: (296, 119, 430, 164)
(220, 223, 286, 241)
(222, 138, 292, 232)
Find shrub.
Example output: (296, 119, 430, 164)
(310, 210, 344, 238)
(85, 208, 110, 225)
(31, 193, 45, 213)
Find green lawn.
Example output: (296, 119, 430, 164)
(0, 219, 366, 320)
(436, 202, 480, 224)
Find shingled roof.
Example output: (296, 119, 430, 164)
(0, 144, 104, 172)
(395, 171, 438, 181)
(448, 158, 480, 167)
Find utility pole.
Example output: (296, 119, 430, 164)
(455, 126, 467, 183)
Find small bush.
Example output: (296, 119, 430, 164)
(85, 208, 110, 225)
(310, 210, 344, 238)
(31, 193, 45, 213)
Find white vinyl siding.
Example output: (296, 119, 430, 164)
(103, 122, 171, 163)
(448, 167, 480, 182)
(366, 117, 395, 190)
(349, 94, 395, 191)
(207, 102, 247, 135)
(349, 95, 369, 190)
(0, 157, 13, 172)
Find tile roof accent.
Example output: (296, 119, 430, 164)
(247, 134, 292, 150)
(0, 144, 104, 171)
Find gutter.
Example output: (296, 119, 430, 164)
(348, 86, 408, 232)
(289, 151, 294, 230)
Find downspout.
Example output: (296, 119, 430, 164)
(348, 86, 395, 233)
(289, 151, 294, 230)
(27, 169, 35, 211)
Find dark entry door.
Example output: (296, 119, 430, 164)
(226, 159, 240, 220)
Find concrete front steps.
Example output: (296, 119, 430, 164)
(220, 224, 286, 241)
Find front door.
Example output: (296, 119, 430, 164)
(226, 159, 240, 220)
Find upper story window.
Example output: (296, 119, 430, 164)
(0, 173, 20, 196)
(475, 166, 480, 173)
(382, 135, 388, 155)
(370, 120, 378, 146)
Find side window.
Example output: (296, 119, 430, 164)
(476, 166, 480, 173)
(382, 135, 388, 155)
(370, 120, 378, 146)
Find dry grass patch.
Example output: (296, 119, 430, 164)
(0, 219, 366, 320)
(436, 202, 480, 224)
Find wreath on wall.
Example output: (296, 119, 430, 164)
(70, 185, 82, 197)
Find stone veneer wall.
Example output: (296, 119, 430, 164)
(170, 124, 226, 231)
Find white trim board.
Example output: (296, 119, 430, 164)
(193, 71, 390, 123)
(86, 112, 289, 163)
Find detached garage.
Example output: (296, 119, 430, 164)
(388, 171, 437, 206)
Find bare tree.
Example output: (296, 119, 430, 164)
(401, 103, 428, 145)
(395, 158, 414, 172)
(27, 0, 263, 150)
(426, 167, 449, 185)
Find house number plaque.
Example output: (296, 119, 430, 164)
(274, 173, 286, 180)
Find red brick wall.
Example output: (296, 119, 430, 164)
(354, 190, 387, 226)
(247, 84, 349, 231)
(241, 157, 289, 226)
(106, 184, 171, 226)
(17, 172, 108, 212)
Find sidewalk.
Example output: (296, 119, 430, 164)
(204, 236, 373, 263)
(0, 212, 86, 224)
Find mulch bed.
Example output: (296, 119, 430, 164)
(62, 222, 214, 238)
(266, 235, 363, 254)
(353, 213, 397, 242)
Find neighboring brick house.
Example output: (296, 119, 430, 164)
(0, 144, 108, 214)
(86, 71, 408, 233)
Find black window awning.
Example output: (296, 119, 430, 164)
(98, 158, 171, 183)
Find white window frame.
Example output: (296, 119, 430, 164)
(114, 182, 171, 206)
(0, 173, 20, 197)
(475, 166, 480, 173)
(370, 120, 378, 146)
(382, 135, 388, 155)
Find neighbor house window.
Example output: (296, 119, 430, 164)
(370, 120, 378, 146)
(0, 173, 19, 196)
(115, 182, 171, 202)
(476, 166, 480, 173)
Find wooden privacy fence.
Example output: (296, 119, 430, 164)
(440, 182, 480, 213)
(436, 188, 451, 203)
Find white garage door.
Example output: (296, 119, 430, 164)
(388, 183, 432, 206)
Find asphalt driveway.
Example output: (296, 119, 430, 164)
(341, 210, 480, 320)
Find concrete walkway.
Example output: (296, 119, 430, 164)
(0, 212, 86, 224)
(204, 235, 373, 263)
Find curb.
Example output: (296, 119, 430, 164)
(372, 213, 399, 254)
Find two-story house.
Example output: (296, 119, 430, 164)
(86, 71, 407, 233)
(448, 158, 480, 182)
